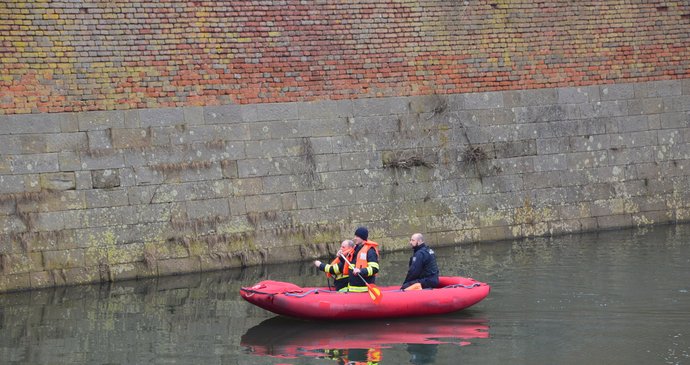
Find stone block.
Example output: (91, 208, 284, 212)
(352, 96, 408, 116)
(200, 254, 237, 271)
(0, 114, 62, 135)
(245, 139, 304, 159)
(262, 175, 304, 194)
(30, 271, 55, 289)
(608, 146, 655, 165)
(0, 215, 28, 234)
(533, 154, 568, 172)
(37, 190, 86, 212)
(0, 273, 31, 292)
(295, 118, 349, 137)
(636, 80, 682, 98)
(464, 91, 503, 109)
(43, 249, 85, 270)
(0, 135, 20, 155)
(203, 104, 243, 124)
(84, 189, 128, 208)
(478, 225, 513, 241)
(183, 106, 205, 125)
(82, 206, 137, 227)
(256, 102, 299, 121)
(567, 151, 607, 170)
(157, 257, 200, 276)
(60, 113, 80, 132)
(6, 153, 60, 174)
(628, 98, 663, 116)
(660, 112, 688, 129)
(40, 172, 76, 191)
(244, 194, 283, 213)
(281, 192, 298, 211)
(298, 99, 354, 119)
(237, 158, 274, 178)
(569, 135, 611, 152)
(61, 266, 100, 286)
(481, 175, 524, 194)
(80, 150, 125, 170)
(662, 96, 690, 113)
(139, 107, 185, 127)
(91, 169, 121, 189)
(504, 88, 558, 107)
(34, 209, 83, 231)
(109, 262, 157, 281)
(86, 129, 113, 150)
(600, 83, 634, 101)
(124, 109, 141, 128)
(58, 151, 82, 171)
(633, 210, 671, 225)
(610, 131, 657, 148)
(228, 196, 247, 216)
(186, 198, 230, 219)
(597, 214, 632, 230)
(111, 128, 151, 149)
(558, 86, 597, 104)
(77, 110, 124, 131)
(523, 171, 564, 190)
(580, 101, 628, 119)
(106, 242, 145, 265)
(46, 132, 88, 152)
(515, 105, 567, 123)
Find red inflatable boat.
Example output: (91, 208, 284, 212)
(239, 276, 490, 320)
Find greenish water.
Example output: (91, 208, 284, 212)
(1, 224, 690, 364)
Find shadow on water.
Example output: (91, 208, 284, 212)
(241, 313, 489, 363)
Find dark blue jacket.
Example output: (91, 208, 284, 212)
(402, 243, 439, 289)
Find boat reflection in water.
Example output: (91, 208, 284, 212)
(241, 314, 489, 364)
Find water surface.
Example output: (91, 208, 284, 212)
(1, 224, 689, 364)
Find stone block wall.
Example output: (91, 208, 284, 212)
(1, 79, 690, 292)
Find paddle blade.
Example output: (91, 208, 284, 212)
(367, 284, 383, 305)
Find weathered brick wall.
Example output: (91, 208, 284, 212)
(1, 0, 689, 114)
(1, 1, 690, 292)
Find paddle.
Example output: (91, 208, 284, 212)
(339, 253, 383, 304)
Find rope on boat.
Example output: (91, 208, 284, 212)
(442, 282, 482, 289)
(242, 287, 338, 297)
(243, 282, 481, 297)
(283, 289, 324, 297)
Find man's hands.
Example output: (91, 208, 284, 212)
(314, 260, 322, 267)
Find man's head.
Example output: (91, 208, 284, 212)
(354, 226, 369, 244)
(409, 233, 424, 248)
(340, 239, 355, 252)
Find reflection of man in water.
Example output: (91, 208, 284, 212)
(407, 343, 438, 365)
(323, 347, 381, 364)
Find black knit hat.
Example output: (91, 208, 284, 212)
(354, 227, 369, 241)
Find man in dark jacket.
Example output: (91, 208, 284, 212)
(401, 233, 439, 290)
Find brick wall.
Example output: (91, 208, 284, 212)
(1, 0, 689, 114)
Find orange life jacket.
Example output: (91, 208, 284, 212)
(326, 247, 353, 278)
(354, 240, 379, 270)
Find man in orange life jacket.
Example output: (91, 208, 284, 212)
(348, 227, 380, 293)
(314, 240, 355, 292)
